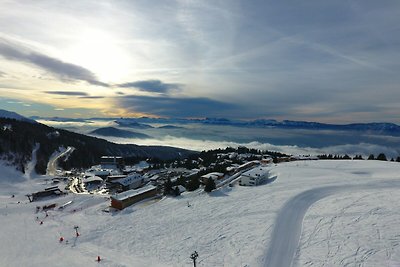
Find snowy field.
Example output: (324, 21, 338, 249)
(1, 160, 400, 266)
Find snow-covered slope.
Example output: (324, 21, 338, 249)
(0, 109, 36, 123)
(1, 160, 400, 266)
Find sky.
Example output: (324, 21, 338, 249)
(0, 0, 400, 123)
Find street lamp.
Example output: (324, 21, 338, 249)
(190, 251, 199, 267)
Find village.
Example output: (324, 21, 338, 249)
(27, 147, 297, 211)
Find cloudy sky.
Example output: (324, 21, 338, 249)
(0, 0, 400, 123)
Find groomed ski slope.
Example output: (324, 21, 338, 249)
(1, 160, 400, 266)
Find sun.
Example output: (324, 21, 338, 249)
(64, 29, 131, 83)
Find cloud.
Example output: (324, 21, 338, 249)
(43, 91, 104, 99)
(116, 95, 237, 117)
(78, 96, 105, 99)
(43, 91, 89, 96)
(0, 38, 108, 86)
(117, 79, 181, 93)
(0, 70, 6, 77)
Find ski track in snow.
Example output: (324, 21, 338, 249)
(24, 143, 40, 179)
(263, 180, 400, 267)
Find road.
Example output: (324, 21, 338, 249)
(263, 179, 400, 267)
(46, 146, 75, 175)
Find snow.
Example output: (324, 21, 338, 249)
(83, 176, 103, 184)
(241, 166, 269, 178)
(46, 146, 75, 175)
(24, 143, 40, 179)
(1, 160, 400, 266)
(112, 185, 156, 201)
(112, 173, 143, 187)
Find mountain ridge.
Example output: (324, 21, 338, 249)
(0, 118, 194, 175)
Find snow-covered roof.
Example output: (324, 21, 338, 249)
(174, 185, 186, 193)
(83, 176, 103, 183)
(201, 172, 224, 180)
(112, 185, 157, 201)
(226, 166, 237, 172)
(242, 166, 269, 178)
(111, 173, 143, 186)
(238, 160, 260, 169)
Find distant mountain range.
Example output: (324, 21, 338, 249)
(90, 127, 151, 139)
(116, 117, 400, 135)
(29, 115, 400, 135)
(114, 119, 154, 129)
(158, 125, 185, 129)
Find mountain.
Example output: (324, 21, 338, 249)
(30, 116, 91, 123)
(0, 118, 195, 175)
(0, 109, 36, 123)
(114, 119, 154, 129)
(195, 118, 400, 135)
(30, 114, 400, 136)
(90, 127, 151, 139)
(158, 125, 185, 129)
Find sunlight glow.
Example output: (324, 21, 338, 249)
(64, 29, 131, 82)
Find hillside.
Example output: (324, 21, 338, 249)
(0, 118, 194, 175)
(0, 109, 36, 123)
(1, 160, 399, 266)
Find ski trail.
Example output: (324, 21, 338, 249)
(24, 143, 40, 179)
(46, 146, 75, 176)
(263, 180, 400, 267)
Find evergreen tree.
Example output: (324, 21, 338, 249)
(173, 186, 181, 196)
(186, 176, 200, 191)
(367, 154, 375, 160)
(204, 177, 216, 192)
(164, 178, 172, 195)
(376, 153, 387, 161)
(176, 175, 186, 186)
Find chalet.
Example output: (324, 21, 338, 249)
(108, 172, 144, 191)
(85, 169, 113, 179)
(83, 176, 103, 191)
(239, 166, 270, 186)
(237, 161, 260, 172)
(110, 185, 158, 210)
(200, 172, 224, 184)
(83, 175, 103, 186)
(261, 157, 273, 164)
(107, 175, 127, 181)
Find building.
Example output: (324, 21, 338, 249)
(239, 166, 270, 186)
(26, 186, 64, 202)
(100, 156, 124, 170)
(200, 172, 224, 184)
(110, 185, 158, 210)
(261, 157, 273, 164)
(83, 176, 103, 190)
(237, 161, 260, 172)
(108, 172, 145, 191)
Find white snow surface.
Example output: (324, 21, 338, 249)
(24, 143, 40, 179)
(1, 160, 400, 266)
